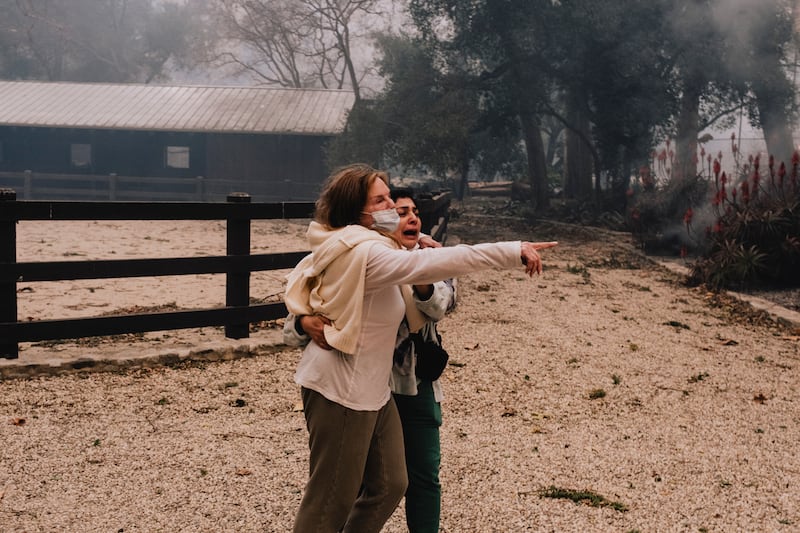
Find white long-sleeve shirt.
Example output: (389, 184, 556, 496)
(294, 240, 521, 411)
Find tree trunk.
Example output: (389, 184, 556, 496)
(519, 111, 549, 210)
(751, 46, 795, 165)
(753, 85, 795, 166)
(674, 75, 703, 182)
(456, 154, 470, 201)
(563, 87, 594, 200)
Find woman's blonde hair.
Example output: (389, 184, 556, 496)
(315, 163, 390, 228)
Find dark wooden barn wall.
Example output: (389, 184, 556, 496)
(0, 127, 205, 177)
(205, 133, 330, 200)
(0, 127, 332, 201)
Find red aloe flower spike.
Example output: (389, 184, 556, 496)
(720, 172, 727, 185)
(680, 245, 688, 259)
(740, 181, 749, 204)
(768, 159, 775, 186)
(792, 150, 800, 166)
(713, 159, 721, 177)
(684, 207, 693, 225)
(751, 172, 759, 200)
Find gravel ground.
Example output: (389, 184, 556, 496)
(1, 200, 799, 532)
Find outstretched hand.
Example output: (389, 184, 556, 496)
(520, 241, 558, 276)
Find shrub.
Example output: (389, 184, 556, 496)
(687, 151, 800, 289)
(627, 148, 708, 255)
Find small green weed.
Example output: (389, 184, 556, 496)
(622, 281, 651, 292)
(688, 372, 709, 383)
(539, 486, 627, 512)
(566, 263, 591, 283)
(663, 320, 690, 330)
(589, 388, 606, 400)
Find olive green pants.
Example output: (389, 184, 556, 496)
(293, 387, 408, 533)
(393, 380, 443, 533)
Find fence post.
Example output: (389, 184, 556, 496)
(225, 192, 251, 339)
(0, 188, 18, 358)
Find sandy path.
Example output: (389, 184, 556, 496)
(1, 202, 798, 531)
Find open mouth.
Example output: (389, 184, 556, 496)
(403, 230, 419, 238)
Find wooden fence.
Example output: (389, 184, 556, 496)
(0, 171, 320, 202)
(0, 189, 451, 359)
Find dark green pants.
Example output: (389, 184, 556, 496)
(393, 380, 442, 533)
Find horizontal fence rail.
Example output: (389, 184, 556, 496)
(0, 188, 451, 359)
(0, 171, 322, 202)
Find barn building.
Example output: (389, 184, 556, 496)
(0, 81, 355, 201)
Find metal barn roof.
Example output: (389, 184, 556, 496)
(0, 81, 355, 136)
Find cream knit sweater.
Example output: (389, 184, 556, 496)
(284, 222, 426, 354)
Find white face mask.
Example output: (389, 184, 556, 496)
(364, 208, 401, 232)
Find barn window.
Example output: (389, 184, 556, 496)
(70, 143, 92, 168)
(165, 145, 190, 169)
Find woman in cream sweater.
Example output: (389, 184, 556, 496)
(284, 163, 556, 533)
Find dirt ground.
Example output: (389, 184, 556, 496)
(1, 197, 799, 532)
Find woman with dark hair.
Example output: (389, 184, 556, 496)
(284, 163, 556, 533)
